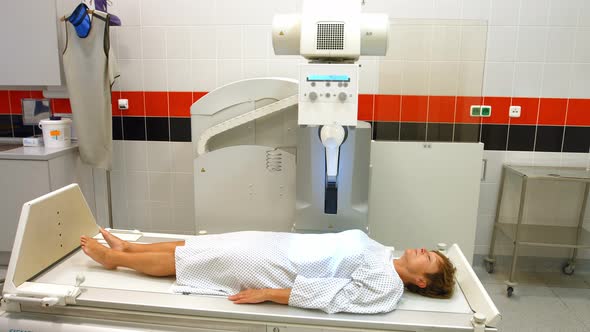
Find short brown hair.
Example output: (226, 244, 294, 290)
(406, 250, 456, 299)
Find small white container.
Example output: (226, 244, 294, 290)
(38, 118, 72, 148)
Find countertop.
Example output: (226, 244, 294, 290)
(0, 137, 78, 161)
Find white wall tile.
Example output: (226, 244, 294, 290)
(109, 0, 140, 26)
(378, 60, 403, 94)
(143, 60, 167, 91)
(430, 26, 461, 61)
(244, 60, 269, 79)
(474, 214, 495, 248)
(479, 182, 501, 215)
(117, 27, 141, 59)
(124, 141, 148, 171)
(400, 25, 433, 61)
(434, 0, 463, 19)
(489, 0, 521, 26)
(384, 23, 403, 60)
(482, 150, 507, 184)
(458, 61, 485, 96)
(486, 26, 518, 62)
(172, 173, 195, 203)
(171, 201, 196, 234)
(569, 64, 590, 98)
(184, 0, 218, 26)
(149, 201, 171, 232)
(580, 0, 590, 26)
(573, 28, 590, 62)
(148, 172, 172, 202)
(483, 62, 515, 96)
(166, 27, 191, 59)
(358, 58, 379, 94)
(217, 60, 243, 87)
(268, 59, 299, 80)
(191, 59, 217, 91)
(147, 142, 173, 172)
(403, 0, 435, 18)
(167, 60, 192, 92)
(172, 142, 194, 173)
(109, 170, 129, 229)
(126, 171, 149, 201)
(541, 64, 572, 98)
(141, 27, 166, 59)
(460, 25, 487, 61)
(401, 61, 430, 95)
(217, 26, 243, 59)
(244, 26, 269, 59)
(191, 26, 217, 59)
(117, 60, 143, 91)
(548, 0, 581, 26)
(545, 28, 576, 63)
(513, 63, 543, 97)
(429, 61, 460, 96)
(215, 0, 296, 25)
(141, 0, 216, 26)
(127, 200, 149, 230)
(112, 140, 125, 171)
(515, 27, 548, 62)
(519, 0, 549, 26)
(461, 0, 490, 20)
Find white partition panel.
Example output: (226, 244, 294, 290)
(368, 142, 483, 263)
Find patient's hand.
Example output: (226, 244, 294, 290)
(228, 289, 268, 304)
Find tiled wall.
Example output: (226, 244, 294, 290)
(1, 0, 589, 256)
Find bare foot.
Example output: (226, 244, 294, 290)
(99, 228, 128, 252)
(81, 236, 117, 269)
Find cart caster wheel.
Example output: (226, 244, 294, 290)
(562, 263, 575, 276)
(484, 260, 495, 274)
(506, 286, 514, 297)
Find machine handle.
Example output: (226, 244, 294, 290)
(3, 294, 61, 307)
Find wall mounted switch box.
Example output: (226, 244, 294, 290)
(470, 105, 481, 117)
(118, 99, 129, 110)
(481, 105, 491, 117)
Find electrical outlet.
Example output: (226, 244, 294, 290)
(509, 105, 521, 118)
(470, 105, 481, 117)
(118, 99, 129, 110)
(481, 105, 491, 117)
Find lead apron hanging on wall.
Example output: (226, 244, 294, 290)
(63, 9, 119, 170)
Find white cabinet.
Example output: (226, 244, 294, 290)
(0, 149, 93, 264)
(0, 0, 61, 86)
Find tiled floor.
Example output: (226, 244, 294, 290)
(474, 265, 590, 332)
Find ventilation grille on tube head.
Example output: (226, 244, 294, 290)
(316, 23, 344, 50)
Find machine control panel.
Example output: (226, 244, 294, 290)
(298, 64, 359, 126)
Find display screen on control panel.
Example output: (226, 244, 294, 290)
(306, 75, 351, 82)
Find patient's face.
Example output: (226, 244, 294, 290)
(401, 248, 441, 276)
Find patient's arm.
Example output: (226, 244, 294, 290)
(228, 288, 291, 305)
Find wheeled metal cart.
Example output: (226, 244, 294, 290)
(484, 165, 590, 297)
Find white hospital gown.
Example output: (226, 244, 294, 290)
(173, 230, 404, 314)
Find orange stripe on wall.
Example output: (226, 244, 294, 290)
(509, 97, 539, 125)
(0, 91, 9, 114)
(567, 99, 590, 126)
(401, 95, 428, 122)
(428, 96, 456, 123)
(538, 98, 567, 126)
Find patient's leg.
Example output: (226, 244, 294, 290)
(99, 228, 185, 253)
(81, 236, 176, 277)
